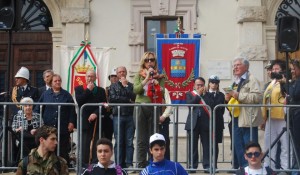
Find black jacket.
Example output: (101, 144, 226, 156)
(206, 91, 225, 143)
(11, 85, 39, 115)
(75, 85, 107, 130)
(109, 81, 136, 116)
(184, 91, 213, 131)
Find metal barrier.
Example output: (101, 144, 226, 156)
(0, 102, 79, 172)
(1, 102, 300, 175)
(214, 103, 300, 174)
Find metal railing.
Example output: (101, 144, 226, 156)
(0, 102, 300, 174)
(0, 102, 79, 171)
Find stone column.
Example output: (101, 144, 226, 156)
(49, 27, 63, 74)
(236, 0, 267, 84)
(61, 6, 90, 46)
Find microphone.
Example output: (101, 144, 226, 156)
(149, 66, 154, 77)
(150, 71, 154, 77)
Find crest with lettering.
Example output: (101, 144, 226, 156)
(67, 41, 99, 94)
(156, 34, 201, 104)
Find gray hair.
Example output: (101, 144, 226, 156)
(42, 69, 54, 78)
(233, 56, 249, 68)
(116, 66, 127, 73)
(86, 69, 96, 76)
(20, 97, 34, 103)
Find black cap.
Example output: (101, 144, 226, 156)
(209, 75, 220, 84)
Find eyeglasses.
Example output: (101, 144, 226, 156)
(245, 151, 261, 158)
(144, 58, 155, 63)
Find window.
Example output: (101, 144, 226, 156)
(145, 17, 183, 52)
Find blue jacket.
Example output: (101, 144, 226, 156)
(140, 159, 188, 175)
(36, 88, 76, 134)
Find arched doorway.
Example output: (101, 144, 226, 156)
(275, 0, 300, 60)
(0, 0, 53, 94)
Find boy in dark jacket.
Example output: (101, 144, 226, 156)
(140, 133, 188, 175)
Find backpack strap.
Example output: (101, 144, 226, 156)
(54, 158, 62, 173)
(22, 156, 29, 175)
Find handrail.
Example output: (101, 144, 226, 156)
(0, 102, 299, 175)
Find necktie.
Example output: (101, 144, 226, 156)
(20, 87, 25, 96)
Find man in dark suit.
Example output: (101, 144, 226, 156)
(75, 69, 107, 165)
(38, 69, 54, 97)
(11, 67, 39, 115)
(185, 77, 213, 172)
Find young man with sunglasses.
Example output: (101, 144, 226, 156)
(236, 142, 275, 175)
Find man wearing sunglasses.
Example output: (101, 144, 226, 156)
(236, 142, 275, 175)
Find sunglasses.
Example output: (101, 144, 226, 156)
(245, 151, 261, 158)
(144, 58, 155, 63)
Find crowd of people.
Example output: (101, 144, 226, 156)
(3, 52, 300, 175)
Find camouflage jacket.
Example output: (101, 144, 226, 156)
(16, 148, 69, 175)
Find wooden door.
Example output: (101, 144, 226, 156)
(0, 31, 52, 93)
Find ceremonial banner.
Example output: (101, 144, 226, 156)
(156, 34, 201, 104)
(67, 41, 99, 95)
(60, 41, 113, 94)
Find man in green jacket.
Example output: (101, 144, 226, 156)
(16, 125, 69, 175)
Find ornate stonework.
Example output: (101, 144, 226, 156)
(128, 32, 144, 46)
(238, 45, 268, 61)
(158, 0, 169, 15)
(61, 8, 90, 23)
(237, 6, 267, 23)
(129, 0, 197, 76)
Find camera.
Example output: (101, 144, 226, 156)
(271, 72, 283, 80)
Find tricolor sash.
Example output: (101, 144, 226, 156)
(191, 90, 210, 117)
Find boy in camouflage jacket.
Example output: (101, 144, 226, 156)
(16, 125, 69, 175)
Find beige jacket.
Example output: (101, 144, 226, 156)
(237, 73, 264, 127)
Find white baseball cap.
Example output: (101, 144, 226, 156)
(108, 68, 117, 80)
(149, 133, 165, 145)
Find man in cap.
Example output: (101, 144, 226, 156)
(108, 68, 118, 86)
(10, 66, 39, 163)
(11, 66, 39, 115)
(140, 133, 188, 175)
(263, 61, 273, 90)
(106, 68, 118, 103)
(101, 67, 118, 141)
(207, 75, 225, 169)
